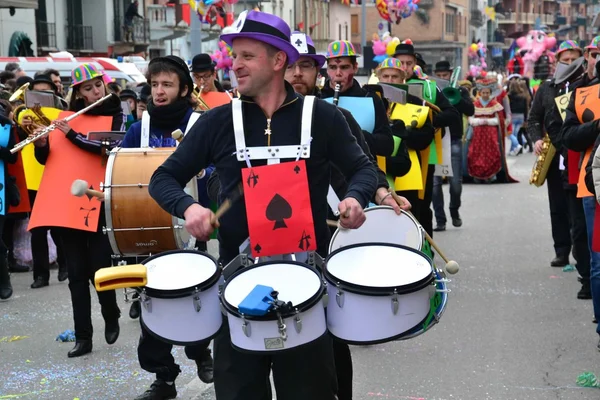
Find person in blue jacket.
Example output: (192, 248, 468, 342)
(122, 55, 214, 400)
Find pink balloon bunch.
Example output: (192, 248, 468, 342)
(211, 40, 233, 70)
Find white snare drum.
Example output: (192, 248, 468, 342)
(324, 243, 435, 344)
(329, 206, 425, 253)
(138, 250, 222, 345)
(221, 261, 327, 352)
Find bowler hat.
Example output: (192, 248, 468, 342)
(191, 54, 216, 73)
(434, 61, 452, 73)
(393, 43, 415, 57)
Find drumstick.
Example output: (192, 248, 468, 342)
(389, 190, 459, 274)
(211, 183, 243, 225)
(171, 129, 184, 143)
(71, 179, 105, 200)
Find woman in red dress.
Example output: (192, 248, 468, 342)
(467, 78, 517, 183)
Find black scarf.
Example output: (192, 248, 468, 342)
(147, 98, 191, 130)
(73, 93, 123, 116)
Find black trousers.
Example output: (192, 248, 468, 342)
(213, 319, 338, 400)
(566, 188, 590, 282)
(138, 321, 211, 381)
(57, 226, 120, 341)
(545, 163, 572, 259)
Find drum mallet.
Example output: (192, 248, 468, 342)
(71, 179, 105, 200)
(171, 129, 184, 143)
(389, 190, 459, 275)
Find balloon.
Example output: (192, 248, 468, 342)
(373, 54, 387, 63)
(373, 40, 387, 56)
(386, 41, 397, 56)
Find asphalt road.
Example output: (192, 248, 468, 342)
(2, 151, 600, 400)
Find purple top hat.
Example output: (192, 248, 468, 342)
(290, 32, 326, 68)
(221, 11, 299, 64)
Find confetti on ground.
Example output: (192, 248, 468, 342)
(55, 329, 75, 342)
(0, 390, 55, 399)
(0, 336, 29, 343)
(563, 264, 575, 272)
(577, 372, 600, 388)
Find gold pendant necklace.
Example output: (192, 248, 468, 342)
(265, 118, 272, 146)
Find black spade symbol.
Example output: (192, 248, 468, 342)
(582, 108, 596, 123)
(254, 243, 262, 254)
(266, 194, 292, 229)
(294, 165, 301, 174)
(0, 183, 4, 191)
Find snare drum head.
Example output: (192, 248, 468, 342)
(224, 263, 321, 309)
(144, 252, 216, 290)
(326, 244, 431, 288)
(329, 207, 422, 252)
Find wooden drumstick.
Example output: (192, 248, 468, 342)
(71, 179, 105, 200)
(210, 183, 243, 226)
(389, 190, 459, 274)
(171, 129, 184, 143)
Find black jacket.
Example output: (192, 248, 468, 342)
(149, 82, 377, 263)
(321, 79, 394, 157)
(0, 117, 19, 211)
(454, 86, 475, 137)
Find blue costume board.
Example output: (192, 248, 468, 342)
(0, 124, 11, 215)
(323, 97, 375, 133)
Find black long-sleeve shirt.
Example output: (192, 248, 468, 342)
(321, 79, 394, 157)
(149, 83, 377, 263)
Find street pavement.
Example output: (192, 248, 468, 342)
(2, 151, 600, 400)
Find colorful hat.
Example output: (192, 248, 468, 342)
(585, 36, 600, 51)
(326, 40, 360, 59)
(290, 32, 326, 67)
(221, 11, 299, 64)
(377, 57, 402, 71)
(71, 63, 104, 88)
(557, 40, 582, 57)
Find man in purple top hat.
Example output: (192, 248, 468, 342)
(149, 10, 378, 400)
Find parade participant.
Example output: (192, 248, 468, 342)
(38, 68, 64, 96)
(431, 60, 474, 231)
(560, 47, 600, 346)
(285, 33, 410, 400)
(120, 88, 139, 122)
(0, 105, 19, 300)
(376, 57, 406, 83)
(33, 63, 124, 358)
(136, 83, 150, 120)
(149, 11, 376, 400)
(191, 53, 226, 93)
(467, 78, 516, 183)
(528, 40, 588, 282)
(321, 40, 394, 158)
(392, 42, 460, 236)
(119, 55, 215, 400)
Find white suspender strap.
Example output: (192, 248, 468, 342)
(141, 111, 150, 148)
(185, 112, 201, 135)
(298, 95, 315, 160)
(232, 99, 251, 168)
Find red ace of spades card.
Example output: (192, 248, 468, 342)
(242, 160, 316, 258)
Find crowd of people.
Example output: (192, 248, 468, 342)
(0, 9, 599, 400)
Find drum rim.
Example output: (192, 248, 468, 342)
(140, 249, 221, 298)
(328, 206, 422, 253)
(221, 260, 325, 321)
(324, 242, 434, 295)
(140, 313, 223, 346)
(229, 328, 329, 354)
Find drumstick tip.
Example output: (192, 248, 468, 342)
(445, 260, 459, 274)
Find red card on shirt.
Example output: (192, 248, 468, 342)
(568, 150, 580, 185)
(242, 160, 316, 258)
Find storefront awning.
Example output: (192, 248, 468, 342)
(0, 0, 38, 9)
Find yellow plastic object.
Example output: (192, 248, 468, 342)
(390, 102, 429, 129)
(94, 264, 147, 292)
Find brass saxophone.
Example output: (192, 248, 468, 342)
(529, 134, 556, 187)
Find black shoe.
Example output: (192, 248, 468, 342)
(578, 284, 592, 300)
(30, 277, 49, 289)
(8, 263, 29, 273)
(129, 301, 141, 319)
(550, 256, 569, 267)
(105, 319, 120, 345)
(0, 260, 12, 300)
(196, 349, 214, 384)
(67, 340, 92, 358)
(593, 316, 597, 324)
(134, 379, 177, 400)
(433, 225, 446, 232)
(57, 269, 68, 282)
(452, 217, 462, 227)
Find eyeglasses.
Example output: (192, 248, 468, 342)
(193, 73, 213, 81)
(287, 61, 317, 72)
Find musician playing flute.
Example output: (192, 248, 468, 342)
(120, 55, 215, 400)
(32, 63, 124, 358)
(527, 40, 590, 296)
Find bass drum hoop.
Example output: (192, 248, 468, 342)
(325, 242, 434, 296)
(140, 249, 221, 299)
(103, 147, 121, 255)
(221, 260, 325, 321)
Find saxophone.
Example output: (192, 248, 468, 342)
(529, 134, 556, 187)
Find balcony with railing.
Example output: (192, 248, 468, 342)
(66, 24, 93, 52)
(497, 12, 555, 24)
(36, 21, 57, 50)
(113, 18, 150, 45)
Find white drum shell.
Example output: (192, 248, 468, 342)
(226, 302, 327, 352)
(325, 281, 433, 343)
(140, 282, 222, 345)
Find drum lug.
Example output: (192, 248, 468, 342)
(140, 290, 152, 313)
(391, 289, 399, 316)
(335, 284, 345, 308)
(102, 226, 111, 235)
(100, 182, 105, 191)
(277, 314, 288, 341)
(294, 311, 302, 334)
(192, 289, 202, 313)
(436, 289, 451, 293)
(242, 317, 251, 338)
(322, 292, 329, 308)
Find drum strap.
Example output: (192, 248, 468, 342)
(184, 112, 201, 139)
(141, 111, 150, 148)
(232, 97, 314, 167)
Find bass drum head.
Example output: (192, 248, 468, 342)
(143, 250, 218, 296)
(173, 178, 199, 250)
(329, 206, 422, 253)
(326, 243, 432, 292)
(224, 262, 322, 314)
